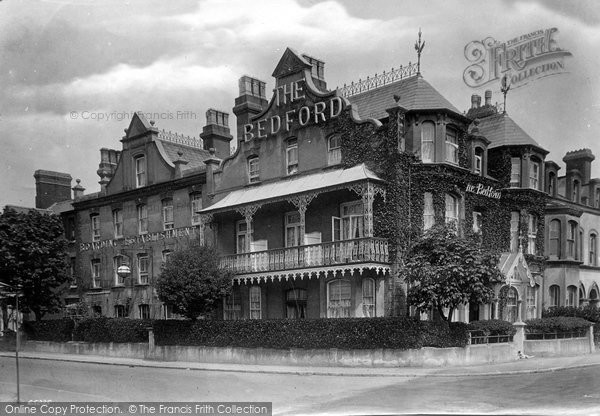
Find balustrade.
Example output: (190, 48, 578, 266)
(220, 237, 389, 274)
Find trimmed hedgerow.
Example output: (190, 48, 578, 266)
(543, 306, 600, 323)
(467, 319, 516, 337)
(153, 318, 469, 350)
(525, 316, 592, 334)
(73, 318, 152, 343)
(23, 318, 74, 342)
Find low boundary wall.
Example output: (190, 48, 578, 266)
(19, 323, 595, 368)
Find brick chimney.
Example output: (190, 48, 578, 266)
(34, 170, 72, 209)
(564, 149, 595, 184)
(200, 109, 234, 159)
(484, 90, 492, 106)
(302, 54, 326, 91)
(72, 179, 85, 199)
(232, 76, 268, 142)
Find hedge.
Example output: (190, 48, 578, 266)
(23, 318, 74, 342)
(153, 318, 470, 350)
(543, 306, 600, 323)
(467, 319, 516, 337)
(73, 318, 152, 343)
(524, 316, 592, 334)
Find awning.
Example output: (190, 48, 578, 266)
(201, 163, 383, 214)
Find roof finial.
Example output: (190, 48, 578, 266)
(414, 28, 425, 76)
(501, 73, 511, 114)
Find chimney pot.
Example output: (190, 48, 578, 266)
(485, 90, 492, 106)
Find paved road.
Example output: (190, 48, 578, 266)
(1, 356, 600, 415)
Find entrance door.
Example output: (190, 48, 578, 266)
(469, 302, 480, 322)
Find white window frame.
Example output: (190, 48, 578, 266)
(527, 214, 537, 255)
(327, 135, 342, 165)
(362, 278, 375, 318)
(590, 233, 598, 266)
(137, 204, 148, 235)
(248, 156, 260, 183)
(162, 250, 172, 264)
(162, 199, 174, 230)
(566, 286, 577, 307)
(423, 192, 435, 231)
(91, 259, 101, 288)
(286, 138, 298, 175)
(327, 279, 352, 318)
(549, 285, 560, 308)
(444, 194, 459, 226)
(138, 304, 150, 320)
(135, 155, 146, 188)
(567, 221, 577, 258)
(91, 214, 100, 242)
(249, 286, 261, 319)
(421, 121, 435, 163)
(474, 147, 483, 175)
(114, 304, 126, 318)
(224, 286, 242, 320)
(236, 220, 251, 254)
(549, 219, 561, 258)
(285, 211, 302, 247)
(445, 127, 458, 164)
(510, 211, 520, 252)
(190, 193, 202, 226)
(113, 255, 124, 286)
(113, 209, 123, 238)
(529, 160, 540, 190)
(510, 157, 521, 188)
(526, 286, 537, 320)
(138, 255, 149, 285)
(340, 201, 364, 240)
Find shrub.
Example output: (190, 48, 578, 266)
(525, 316, 592, 334)
(543, 306, 600, 323)
(467, 320, 516, 336)
(73, 318, 151, 343)
(22, 318, 74, 342)
(153, 317, 470, 350)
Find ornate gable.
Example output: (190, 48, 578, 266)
(271, 47, 312, 79)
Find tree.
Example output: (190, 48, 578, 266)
(401, 224, 504, 322)
(156, 244, 233, 320)
(0, 208, 70, 321)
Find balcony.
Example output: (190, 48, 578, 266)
(220, 237, 389, 275)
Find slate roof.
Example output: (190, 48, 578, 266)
(347, 75, 462, 120)
(155, 139, 211, 173)
(477, 112, 547, 152)
(47, 199, 74, 214)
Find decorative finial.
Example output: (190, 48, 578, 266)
(177, 151, 183, 158)
(414, 28, 425, 76)
(76, 179, 81, 185)
(393, 94, 401, 103)
(501, 74, 511, 114)
(150, 120, 155, 126)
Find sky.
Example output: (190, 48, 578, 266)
(1, 0, 599, 207)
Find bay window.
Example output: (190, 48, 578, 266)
(421, 121, 435, 163)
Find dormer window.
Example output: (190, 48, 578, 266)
(474, 147, 484, 175)
(286, 138, 298, 175)
(421, 121, 435, 163)
(510, 157, 521, 187)
(248, 156, 260, 183)
(445, 127, 458, 164)
(134, 155, 146, 188)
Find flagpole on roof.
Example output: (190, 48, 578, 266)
(414, 28, 425, 76)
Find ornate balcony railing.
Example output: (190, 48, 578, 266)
(337, 62, 418, 98)
(220, 237, 389, 274)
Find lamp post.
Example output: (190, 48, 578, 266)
(0, 282, 21, 403)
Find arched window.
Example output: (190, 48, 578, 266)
(445, 127, 458, 164)
(566, 285, 577, 307)
(500, 286, 518, 323)
(286, 138, 298, 175)
(474, 147, 484, 175)
(573, 180, 580, 203)
(590, 233, 598, 266)
(549, 285, 561, 308)
(567, 221, 577, 258)
(527, 214, 538, 255)
(327, 135, 341, 165)
(590, 288, 599, 309)
(579, 286, 586, 306)
(362, 278, 375, 317)
(547, 172, 557, 196)
(423, 192, 435, 230)
(549, 219, 561, 258)
(421, 121, 435, 163)
(327, 279, 352, 318)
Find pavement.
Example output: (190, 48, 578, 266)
(2, 349, 600, 378)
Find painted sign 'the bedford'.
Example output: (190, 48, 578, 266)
(243, 80, 343, 141)
(466, 183, 502, 199)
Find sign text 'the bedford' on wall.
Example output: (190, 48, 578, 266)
(466, 183, 502, 199)
(243, 80, 343, 141)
